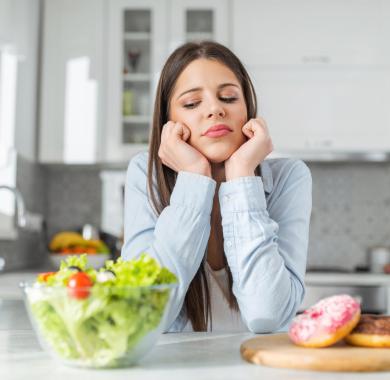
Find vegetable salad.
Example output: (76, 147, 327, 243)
(25, 254, 177, 367)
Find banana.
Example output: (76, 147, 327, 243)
(49, 232, 85, 251)
(49, 231, 110, 253)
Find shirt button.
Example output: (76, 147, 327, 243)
(226, 240, 232, 248)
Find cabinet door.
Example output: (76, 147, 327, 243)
(105, 0, 168, 162)
(233, 0, 390, 67)
(0, 0, 12, 46)
(251, 67, 390, 153)
(39, 0, 104, 163)
(233, 0, 390, 153)
(169, 0, 229, 52)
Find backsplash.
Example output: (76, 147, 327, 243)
(2, 155, 390, 271)
(44, 165, 103, 239)
(308, 162, 390, 269)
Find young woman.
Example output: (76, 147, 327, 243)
(121, 41, 312, 333)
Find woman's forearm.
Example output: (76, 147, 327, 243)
(219, 160, 312, 332)
(122, 160, 216, 331)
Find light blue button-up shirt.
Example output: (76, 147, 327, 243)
(121, 151, 312, 333)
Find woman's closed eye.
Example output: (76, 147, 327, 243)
(220, 96, 238, 103)
(183, 101, 201, 109)
(183, 96, 238, 109)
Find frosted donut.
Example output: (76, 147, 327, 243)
(345, 314, 390, 348)
(288, 294, 361, 348)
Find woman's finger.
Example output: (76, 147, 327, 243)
(250, 118, 269, 137)
(242, 125, 254, 139)
(173, 122, 191, 141)
(161, 121, 174, 141)
(242, 120, 256, 138)
(180, 123, 191, 141)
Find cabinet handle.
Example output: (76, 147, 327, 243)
(304, 139, 334, 148)
(302, 56, 331, 64)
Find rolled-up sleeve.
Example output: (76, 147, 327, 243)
(121, 152, 216, 332)
(219, 160, 312, 333)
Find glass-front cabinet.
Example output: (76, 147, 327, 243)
(169, 0, 229, 49)
(105, 0, 229, 162)
(105, 0, 169, 162)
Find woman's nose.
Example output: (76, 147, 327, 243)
(206, 103, 225, 119)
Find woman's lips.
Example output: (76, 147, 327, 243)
(203, 125, 232, 138)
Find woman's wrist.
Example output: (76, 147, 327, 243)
(185, 161, 212, 177)
(225, 162, 254, 181)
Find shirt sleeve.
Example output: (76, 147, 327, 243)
(218, 160, 312, 333)
(121, 153, 216, 332)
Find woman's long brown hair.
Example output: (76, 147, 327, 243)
(147, 41, 259, 331)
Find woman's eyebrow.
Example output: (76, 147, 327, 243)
(177, 87, 202, 99)
(177, 83, 239, 100)
(218, 83, 239, 90)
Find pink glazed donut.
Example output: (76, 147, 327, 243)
(289, 294, 361, 347)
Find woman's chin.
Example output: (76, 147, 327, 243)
(201, 146, 236, 164)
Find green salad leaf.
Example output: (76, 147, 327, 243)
(28, 253, 177, 367)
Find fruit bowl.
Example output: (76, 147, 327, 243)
(49, 253, 109, 269)
(20, 254, 178, 368)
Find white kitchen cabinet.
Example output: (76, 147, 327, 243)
(104, 0, 230, 162)
(104, 0, 169, 162)
(0, 0, 40, 239)
(233, 0, 390, 67)
(0, 0, 40, 163)
(169, 0, 229, 51)
(251, 67, 390, 153)
(39, 0, 105, 163)
(0, 0, 12, 46)
(39, 0, 231, 163)
(232, 0, 390, 154)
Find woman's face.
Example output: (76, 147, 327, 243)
(169, 58, 247, 163)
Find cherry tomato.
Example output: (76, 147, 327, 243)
(38, 272, 56, 282)
(67, 272, 93, 299)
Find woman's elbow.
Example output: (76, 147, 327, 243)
(246, 317, 282, 334)
(243, 301, 300, 334)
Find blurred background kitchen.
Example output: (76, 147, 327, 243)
(1, 0, 390, 312)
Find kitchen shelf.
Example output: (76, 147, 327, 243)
(270, 150, 390, 162)
(122, 115, 150, 123)
(123, 73, 150, 82)
(186, 32, 213, 41)
(123, 32, 151, 41)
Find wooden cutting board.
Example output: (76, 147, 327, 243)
(240, 333, 390, 372)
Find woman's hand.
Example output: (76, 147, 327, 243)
(225, 117, 273, 180)
(158, 121, 211, 177)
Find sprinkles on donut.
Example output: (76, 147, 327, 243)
(288, 294, 361, 347)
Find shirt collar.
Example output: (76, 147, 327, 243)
(260, 160, 274, 194)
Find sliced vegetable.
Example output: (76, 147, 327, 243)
(37, 272, 56, 282)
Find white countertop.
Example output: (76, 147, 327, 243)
(0, 271, 38, 299)
(1, 328, 390, 380)
(1, 271, 390, 379)
(305, 272, 390, 286)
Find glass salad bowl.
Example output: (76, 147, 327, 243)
(20, 254, 178, 368)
